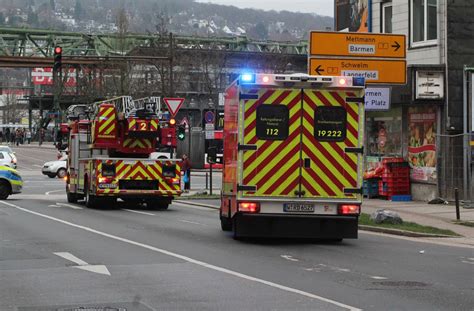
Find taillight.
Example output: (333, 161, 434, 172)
(238, 202, 260, 213)
(338, 204, 360, 215)
(98, 176, 112, 183)
(166, 177, 180, 185)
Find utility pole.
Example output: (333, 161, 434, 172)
(52, 46, 62, 144)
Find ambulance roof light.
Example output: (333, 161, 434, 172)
(338, 78, 347, 86)
(240, 73, 256, 84)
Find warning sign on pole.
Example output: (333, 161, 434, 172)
(163, 98, 185, 117)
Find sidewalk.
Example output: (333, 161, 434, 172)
(362, 198, 474, 241)
(4, 142, 56, 149)
(179, 190, 474, 245)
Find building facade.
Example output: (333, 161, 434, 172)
(350, 0, 473, 201)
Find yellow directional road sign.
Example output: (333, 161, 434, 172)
(309, 58, 407, 85)
(310, 31, 406, 59)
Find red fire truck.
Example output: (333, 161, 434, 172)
(220, 74, 365, 239)
(65, 96, 182, 209)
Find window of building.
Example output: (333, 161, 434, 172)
(411, 0, 438, 46)
(382, 2, 393, 34)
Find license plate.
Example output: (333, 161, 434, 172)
(98, 183, 117, 189)
(283, 203, 315, 213)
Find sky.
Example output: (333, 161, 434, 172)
(195, 0, 334, 17)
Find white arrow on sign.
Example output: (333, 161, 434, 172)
(163, 97, 185, 117)
(54, 252, 111, 276)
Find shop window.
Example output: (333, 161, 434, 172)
(411, 0, 438, 46)
(366, 109, 402, 156)
(382, 2, 393, 34)
(256, 105, 289, 140)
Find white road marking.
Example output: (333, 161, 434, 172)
(33, 164, 43, 168)
(54, 252, 110, 276)
(178, 219, 207, 226)
(370, 276, 388, 280)
(54, 251, 88, 265)
(281, 255, 299, 262)
(122, 209, 155, 216)
(48, 204, 59, 208)
(57, 203, 83, 210)
(461, 260, 474, 265)
(2, 200, 360, 311)
(46, 189, 64, 195)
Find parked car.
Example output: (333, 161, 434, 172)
(0, 151, 17, 169)
(0, 166, 23, 199)
(0, 146, 17, 166)
(42, 158, 67, 179)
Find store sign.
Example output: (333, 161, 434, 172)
(365, 87, 390, 111)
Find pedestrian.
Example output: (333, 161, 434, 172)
(25, 130, 31, 144)
(181, 154, 191, 192)
(39, 128, 45, 146)
(5, 128, 10, 144)
(15, 129, 22, 146)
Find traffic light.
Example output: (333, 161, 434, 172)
(53, 46, 62, 72)
(177, 125, 185, 141)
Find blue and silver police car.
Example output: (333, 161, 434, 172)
(0, 166, 23, 200)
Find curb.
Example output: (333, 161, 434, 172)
(174, 200, 219, 210)
(358, 225, 459, 238)
(175, 200, 461, 238)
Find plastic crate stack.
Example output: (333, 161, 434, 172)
(378, 157, 412, 201)
(363, 179, 379, 198)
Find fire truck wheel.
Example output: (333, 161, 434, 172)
(85, 186, 99, 208)
(146, 199, 169, 210)
(66, 187, 78, 203)
(57, 168, 67, 179)
(220, 217, 232, 231)
(0, 180, 11, 200)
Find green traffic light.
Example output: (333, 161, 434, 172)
(177, 126, 185, 141)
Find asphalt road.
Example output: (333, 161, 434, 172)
(0, 146, 473, 311)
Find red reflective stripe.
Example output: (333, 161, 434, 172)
(300, 176, 321, 196)
(243, 125, 301, 184)
(330, 91, 358, 121)
(302, 144, 344, 191)
(244, 90, 300, 143)
(302, 110, 357, 172)
(256, 144, 301, 193)
(243, 103, 302, 170)
(302, 128, 357, 187)
(244, 90, 276, 119)
(263, 159, 301, 195)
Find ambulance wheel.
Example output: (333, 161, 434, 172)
(220, 216, 232, 231)
(66, 187, 78, 203)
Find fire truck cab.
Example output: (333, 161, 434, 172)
(220, 74, 365, 239)
(66, 96, 181, 209)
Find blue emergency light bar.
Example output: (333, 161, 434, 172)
(240, 73, 256, 84)
(352, 77, 365, 87)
